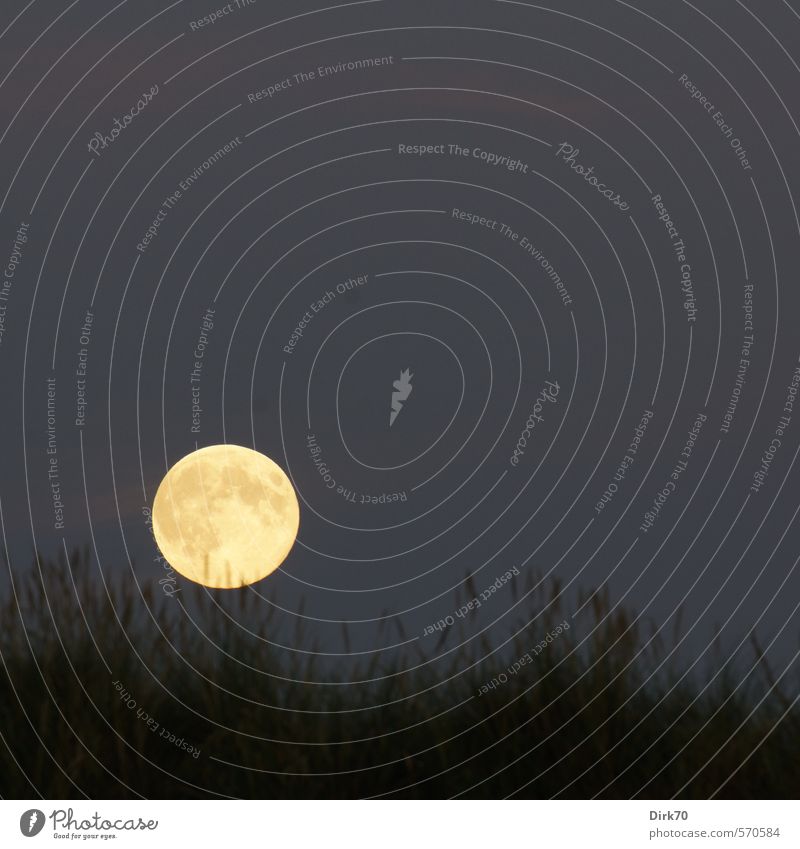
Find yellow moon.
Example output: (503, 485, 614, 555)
(152, 444, 299, 588)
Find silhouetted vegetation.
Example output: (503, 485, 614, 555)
(0, 547, 797, 798)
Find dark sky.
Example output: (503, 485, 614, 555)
(1, 0, 799, 683)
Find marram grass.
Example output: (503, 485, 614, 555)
(0, 547, 797, 799)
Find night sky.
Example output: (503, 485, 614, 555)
(1, 0, 799, 798)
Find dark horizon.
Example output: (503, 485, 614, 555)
(0, 0, 798, 800)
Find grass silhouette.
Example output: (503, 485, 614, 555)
(0, 546, 797, 798)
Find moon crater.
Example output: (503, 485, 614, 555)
(152, 444, 299, 588)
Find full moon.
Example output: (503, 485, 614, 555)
(152, 444, 299, 588)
